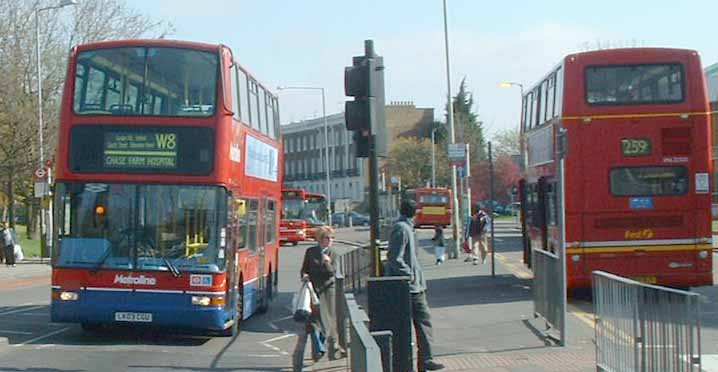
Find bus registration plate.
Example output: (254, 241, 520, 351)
(630, 276, 657, 284)
(115, 312, 153, 322)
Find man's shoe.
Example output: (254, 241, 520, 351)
(421, 360, 445, 371)
(312, 351, 325, 362)
(463, 257, 473, 262)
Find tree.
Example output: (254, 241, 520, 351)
(384, 137, 451, 190)
(451, 78, 487, 161)
(0, 1, 173, 235)
(492, 128, 520, 157)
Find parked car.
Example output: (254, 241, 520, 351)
(331, 212, 346, 227)
(348, 212, 370, 226)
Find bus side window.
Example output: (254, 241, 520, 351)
(247, 199, 259, 253)
(265, 199, 276, 244)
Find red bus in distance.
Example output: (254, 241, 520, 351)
(406, 187, 453, 228)
(303, 192, 328, 240)
(51, 39, 282, 336)
(280, 189, 309, 245)
(520, 48, 712, 291)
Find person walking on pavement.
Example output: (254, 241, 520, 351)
(299, 226, 344, 360)
(291, 277, 326, 372)
(1, 221, 18, 267)
(386, 199, 445, 372)
(464, 207, 491, 265)
(432, 226, 446, 265)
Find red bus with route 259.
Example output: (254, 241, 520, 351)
(51, 39, 282, 336)
(520, 48, 713, 291)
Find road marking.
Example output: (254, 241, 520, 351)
(11, 327, 71, 348)
(35, 343, 56, 349)
(259, 333, 295, 356)
(0, 305, 44, 316)
(0, 330, 33, 335)
(246, 354, 283, 358)
(493, 252, 596, 329)
(263, 333, 296, 344)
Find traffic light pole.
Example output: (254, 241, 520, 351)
(364, 40, 382, 277)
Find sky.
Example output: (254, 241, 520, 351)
(126, 0, 718, 138)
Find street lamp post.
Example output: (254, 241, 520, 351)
(500, 81, 524, 97)
(443, 0, 461, 259)
(36, 0, 77, 168)
(35, 0, 76, 261)
(431, 128, 437, 188)
(277, 86, 332, 226)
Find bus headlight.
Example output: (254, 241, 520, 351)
(698, 250, 709, 259)
(192, 296, 211, 306)
(56, 291, 79, 301)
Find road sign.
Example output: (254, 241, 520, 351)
(448, 143, 465, 161)
(34, 167, 48, 180)
(457, 166, 464, 178)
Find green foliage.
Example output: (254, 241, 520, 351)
(385, 137, 451, 190)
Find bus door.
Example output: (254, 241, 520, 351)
(519, 179, 530, 267)
(225, 196, 243, 315)
(257, 197, 268, 307)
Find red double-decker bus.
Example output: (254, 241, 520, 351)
(280, 189, 309, 245)
(406, 187, 452, 228)
(50, 39, 281, 336)
(303, 192, 328, 240)
(520, 48, 713, 291)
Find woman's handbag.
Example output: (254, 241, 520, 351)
(292, 280, 319, 322)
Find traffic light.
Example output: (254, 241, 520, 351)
(354, 131, 370, 158)
(344, 49, 387, 158)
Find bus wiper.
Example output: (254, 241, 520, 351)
(91, 249, 113, 274)
(163, 257, 181, 277)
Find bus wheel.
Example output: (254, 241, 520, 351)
(258, 269, 272, 314)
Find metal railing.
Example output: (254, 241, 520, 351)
(532, 248, 564, 344)
(593, 271, 702, 372)
(335, 245, 372, 294)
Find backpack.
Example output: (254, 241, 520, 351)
(469, 214, 486, 236)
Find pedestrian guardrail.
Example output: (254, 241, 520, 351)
(593, 271, 702, 372)
(335, 244, 372, 294)
(532, 248, 564, 344)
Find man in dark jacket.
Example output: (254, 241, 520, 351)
(1, 221, 17, 267)
(386, 199, 444, 371)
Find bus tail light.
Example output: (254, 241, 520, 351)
(53, 291, 79, 301)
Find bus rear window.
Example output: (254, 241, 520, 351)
(586, 64, 683, 105)
(610, 166, 688, 196)
(419, 194, 449, 204)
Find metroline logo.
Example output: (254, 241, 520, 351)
(114, 274, 157, 286)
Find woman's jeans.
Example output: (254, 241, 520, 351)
(292, 323, 325, 372)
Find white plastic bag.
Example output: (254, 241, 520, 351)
(292, 280, 319, 322)
(13, 244, 23, 262)
(434, 245, 445, 262)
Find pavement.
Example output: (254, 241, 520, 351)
(0, 222, 598, 371)
(308, 220, 597, 372)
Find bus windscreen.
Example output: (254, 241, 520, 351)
(73, 47, 218, 117)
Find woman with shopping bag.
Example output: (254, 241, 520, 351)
(291, 226, 345, 371)
(1, 221, 18, 267)
(291, 277, 325, 372)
